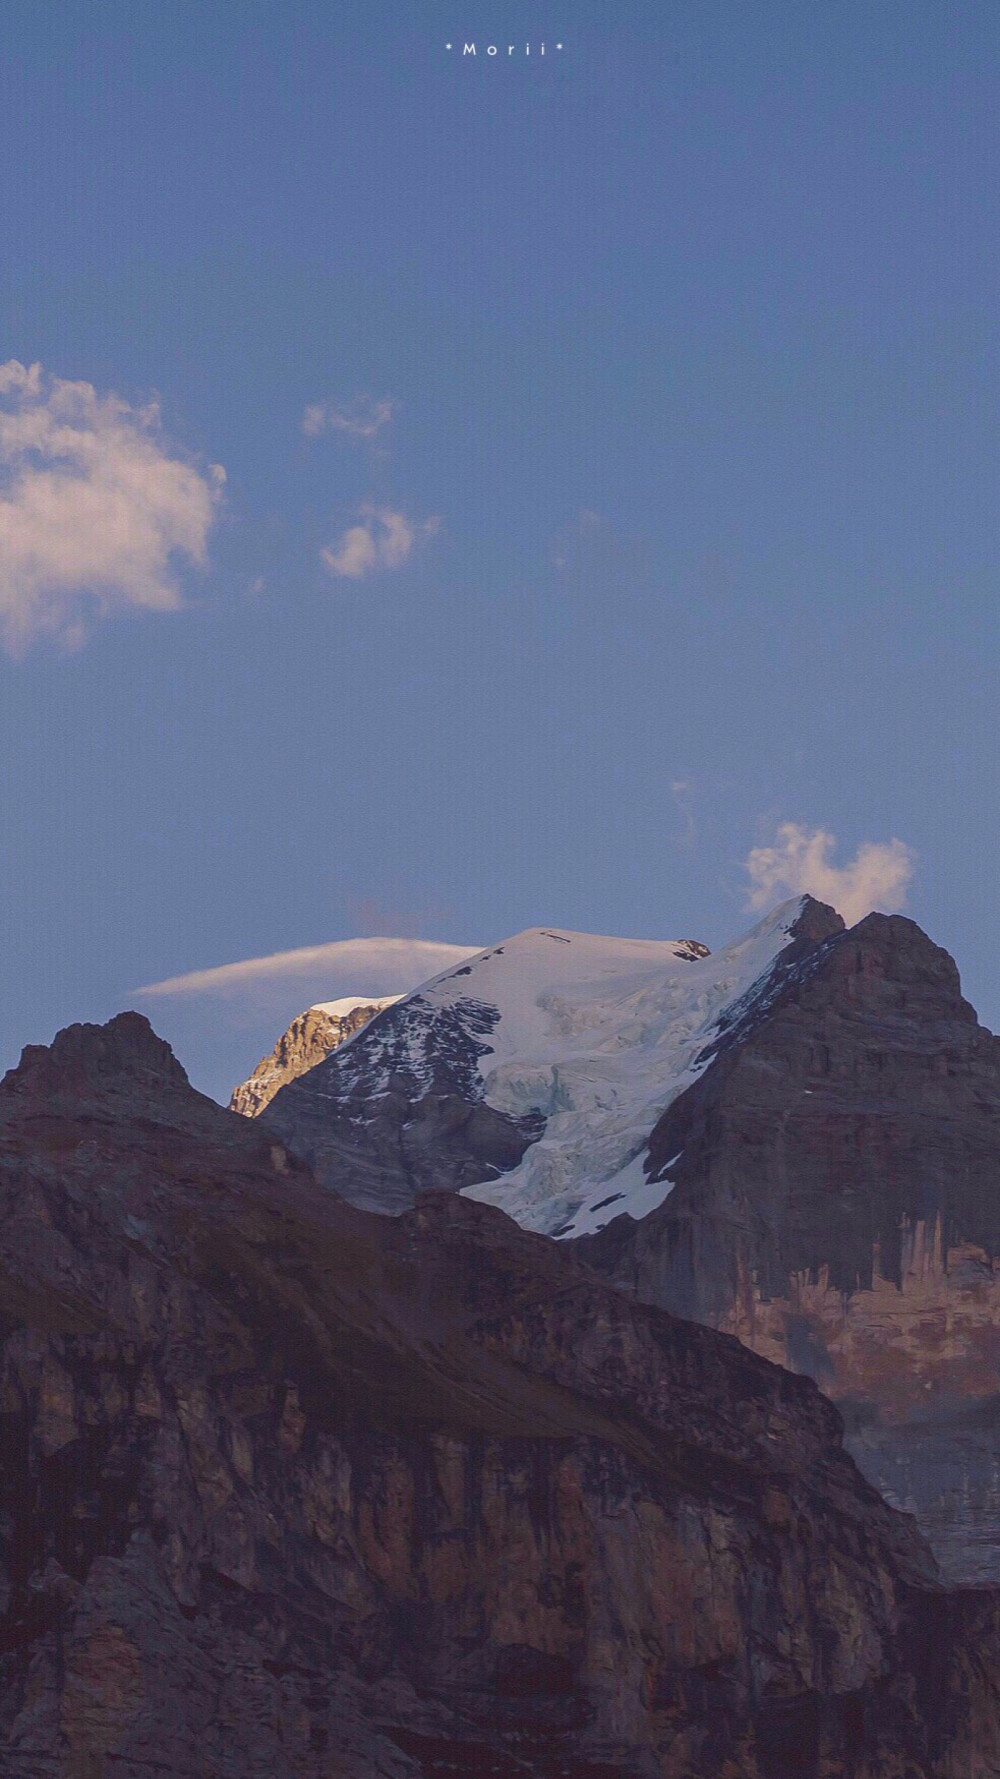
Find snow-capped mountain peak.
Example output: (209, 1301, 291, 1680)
(261, 895, 843, 1231)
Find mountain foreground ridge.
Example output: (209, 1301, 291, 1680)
(2, 1009, 1000, 1774)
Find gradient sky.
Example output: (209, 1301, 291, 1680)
(2, 0, 999, 1098)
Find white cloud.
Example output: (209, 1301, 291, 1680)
(302, 395, 397, 440)
(321, 505, 440, 580)
(744, 822, 915, 926)
(135, 936, 480, 1003)
(0, 359, 223, 654)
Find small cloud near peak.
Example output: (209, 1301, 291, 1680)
(745, 822, 915, 927)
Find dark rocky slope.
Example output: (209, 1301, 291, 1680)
(261, 987, 546, 1213)
(579, 908, 1000, 1585)
(2, 1015, 999, 1773)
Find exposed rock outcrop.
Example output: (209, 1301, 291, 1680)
(229, 996, 400, 1117)
(2, 1014, 998, 1774)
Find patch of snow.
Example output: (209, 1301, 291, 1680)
(555, 1146, 680, 1239)
(311, 995, 404, 1019)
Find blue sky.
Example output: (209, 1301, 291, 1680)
(1, 0, 998, 1099)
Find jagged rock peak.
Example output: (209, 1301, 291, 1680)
(826, 909, 976, 1017)
(230, 995, 401, 1117)
(1, 1012, 189, 1104)
(785, 892, 846, 946)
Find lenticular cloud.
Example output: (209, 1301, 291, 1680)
(0, 359, 224, 654)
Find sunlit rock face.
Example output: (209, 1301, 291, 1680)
(2, 1013, 999, 1775)
(229, 996, 401, 1118)
(579, 910, 1000, 1585)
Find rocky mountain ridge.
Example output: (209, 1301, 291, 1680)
(2, 1012, 999, 1774)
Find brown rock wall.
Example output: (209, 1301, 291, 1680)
(581, 911, 1000, 1584)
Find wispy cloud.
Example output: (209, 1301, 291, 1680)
(321, 505, 440, 580)
(0, 359, 223, 655)
(302, 395, 397, 440)
(744, 822, 915, 926)
(136, 937, 480, 1003)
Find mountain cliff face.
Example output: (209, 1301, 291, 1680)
(578, 909, 1000, 1586)
(2, 1013, 998, 1776)
(229, 996, 400, 1117)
